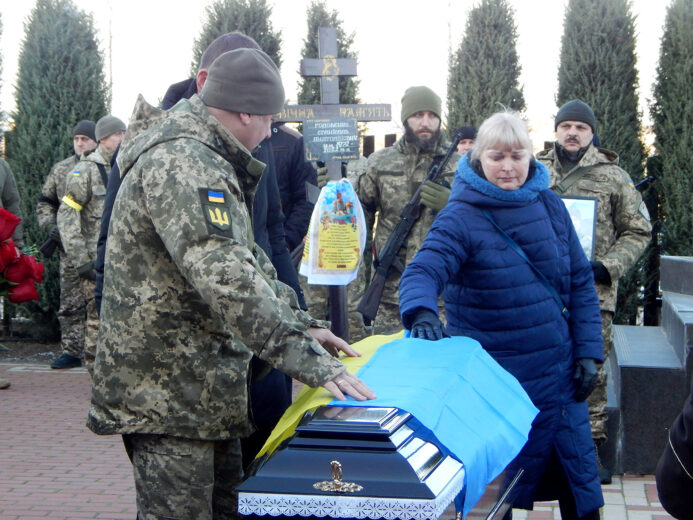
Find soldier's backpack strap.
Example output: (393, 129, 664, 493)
(551, 165, 591, 195)
(96, 163, 109, 189)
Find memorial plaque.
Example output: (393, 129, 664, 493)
(303, 118, 359, 162)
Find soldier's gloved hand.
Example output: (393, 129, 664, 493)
(409, 308, 448, 341)
(48, 226, 61, 243)
(317, 165, 328, 189)
(420, 180, 451, 212)
(573, 358, 598, 401)
(590, 261, 612, 286)
(77, 260, 96, 281)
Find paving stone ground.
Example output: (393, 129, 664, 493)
(0, 363, 675, 519)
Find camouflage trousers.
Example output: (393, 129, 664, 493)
(302, 278, 371, 343)
(58, 251, 86, 358)
(81, 279, 98, 375)
(587, 310, 614, 446)
(123, 433, 243, 520)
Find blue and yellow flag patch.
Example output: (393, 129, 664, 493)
(207, 190, 225, 203)
(198, 188, 233, 237)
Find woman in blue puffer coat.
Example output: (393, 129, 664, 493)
(399, 112, 604, 519)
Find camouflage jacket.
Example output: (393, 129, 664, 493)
(57, 146, 111, 269)
(356, 137, 459, 304)
(87, 95, 344, 440)
(36, 154, 80, 233)
(0, 158, 24, 245)
(537, 143, 652, 312)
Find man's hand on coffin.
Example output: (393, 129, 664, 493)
(409, 309, 449, 341)
(324, 371, 376, 401)
(573, 358, 598, 401)
(309, 327, 362, 358)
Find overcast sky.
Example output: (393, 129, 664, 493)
(0, 0, 668, 147)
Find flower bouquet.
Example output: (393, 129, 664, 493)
(0, 208, 44, 303)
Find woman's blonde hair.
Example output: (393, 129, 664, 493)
(470, 111, 533, 162)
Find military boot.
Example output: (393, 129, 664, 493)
(50, 353, 82, 369)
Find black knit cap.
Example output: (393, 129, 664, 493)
(555, 99, 597, 132)
(456, 125, 477, 140)
(73, 120, 96, 141)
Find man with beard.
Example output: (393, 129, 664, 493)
(357, 86, 460, 335)
(537, 99, 651, 484)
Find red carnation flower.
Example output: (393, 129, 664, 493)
(0, 208, 21, 242)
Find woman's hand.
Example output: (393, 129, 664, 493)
(308, 327, 362, 358)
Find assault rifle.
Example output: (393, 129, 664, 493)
(357, 129, 464, 322)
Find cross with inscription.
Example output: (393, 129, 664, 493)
(277, 27, 391, 341)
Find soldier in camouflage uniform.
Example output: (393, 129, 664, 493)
(57, 116, 125, 371)
(357, 86, 460, 335)
(537, 99, 652, 483)
(37, 120, 97, 369)
(86, 49, 374, 520)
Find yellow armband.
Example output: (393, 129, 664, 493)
(61, 194, 83, 212)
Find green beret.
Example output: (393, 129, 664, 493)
(401, 86, 441, 124)
(200, 48, 285, 115)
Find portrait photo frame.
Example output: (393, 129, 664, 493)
(561, 196, 598, 261)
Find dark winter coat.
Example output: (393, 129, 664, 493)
(399, 156, 604, 516)
(271, 123, 317, 251)
(656, 379, 693, 519)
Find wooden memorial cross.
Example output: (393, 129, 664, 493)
(276, 27, 391, 341)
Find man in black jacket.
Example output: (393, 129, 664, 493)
(95, 32, 305, 469)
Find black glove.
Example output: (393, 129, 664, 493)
(590, 261, 611, 286)
(409, 309, 449, 341)
(39, 226, 62, 258)
(77, 260, 96, 281)
(573, 358, 598, 402)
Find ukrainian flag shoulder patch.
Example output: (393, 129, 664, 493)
(198, 188, 232, 236)
(207, 190, 225, 204)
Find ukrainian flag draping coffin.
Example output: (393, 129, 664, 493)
(237, 405, 465, 520)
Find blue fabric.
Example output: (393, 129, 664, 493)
(331, 337, 539, 517)
(398, 156, 604, 516)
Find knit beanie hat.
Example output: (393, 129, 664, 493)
(95, 115, 126, 142)
(401, 86, 441, 123)
(555, 99, 597, 132)
(200, 48, 285, 115)
(456, 125, 477, 140)
(73, 120, 96, 141)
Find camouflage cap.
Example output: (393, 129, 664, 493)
(73, 120, 96, 141)
(401, 86, 441, 124)
(95, 115, 126, 141)
(200, 48, 285, 115)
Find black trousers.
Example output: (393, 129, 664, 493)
(503, 448, 600, 520)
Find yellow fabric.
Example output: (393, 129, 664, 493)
(257, 330, 404, 458)
(61, 195, 83, 212)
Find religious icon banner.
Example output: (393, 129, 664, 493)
(299, 178, 366, 285)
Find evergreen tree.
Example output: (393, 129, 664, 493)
(190, 0, 281, 75)
(651, 0, 693, 257)
(4, 0, 108, 339)
(557, 0, 644, 180)
(446, 0, 525, 130)
(557, 0, 646, 325)
(297, 0, 359, 105)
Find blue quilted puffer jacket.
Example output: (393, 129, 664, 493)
(399, 155, 604, 516)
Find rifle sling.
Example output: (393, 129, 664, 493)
(552, 165, 591, 195)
